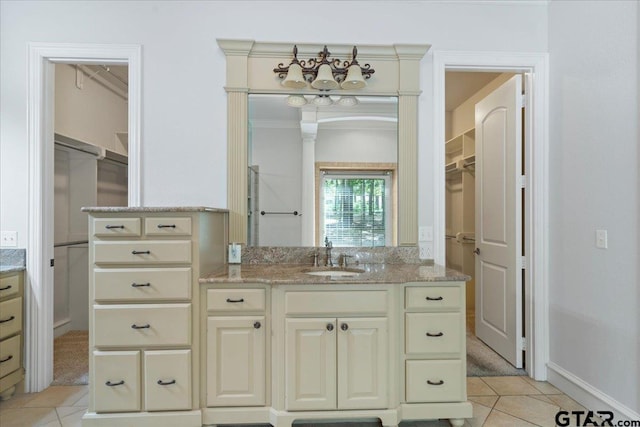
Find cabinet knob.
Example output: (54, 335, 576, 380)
(157, 379, 176, 386)
(105, 380, 125, 387)
(254, 321, 261, 329)
(341, 323, 349, 331)
(326, 323, 334, 332)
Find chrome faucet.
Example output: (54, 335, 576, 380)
(312, 250, 320, 267)
(324, 237, 333, 267)
(340, 253, 353, 268)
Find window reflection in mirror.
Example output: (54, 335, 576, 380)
(248, 94, 398, 247)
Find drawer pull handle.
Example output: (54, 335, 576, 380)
(0, 285, 12, 291)
(105, 380, 125, 387)
(426, 296, 443, 301)
(105, 225, 125, 229)
(131, 250, 151, 255)
(131, 324, 150, 329)
(254, 321, 261, 329)
(131, 282, 151, 287)
(157, 379, 176, 386)
(426, 332, 444, 337)
(157, 224, 176, 229)
(226, 298, 245, 303)
(0, 315, 15, 324)
(427, 380, 444, 386)
(326, 323, 334, 332)
(0, 355, 13, 363)
(341, 323, 349, 331)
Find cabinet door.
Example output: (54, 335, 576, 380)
(207, 316, 265, 407)
(285, 318, 336, 411)
(93, 351, 141, 413)
(337, 317, 388, 409)
(144, 349, 192, 411)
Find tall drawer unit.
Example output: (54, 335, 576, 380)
(402, 283, 467, 406)
(0, 270, 25, 401)
(83, 208, 228, 427)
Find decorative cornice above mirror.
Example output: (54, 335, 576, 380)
(217, 39, 430, 247)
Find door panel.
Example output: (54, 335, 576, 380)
(475, 74, 523, 368)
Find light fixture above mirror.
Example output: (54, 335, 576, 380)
(274, 45, 375, 90)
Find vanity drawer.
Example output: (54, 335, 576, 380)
(94, 350, 141, 413)
(405, 360, 464, 403)
(405, 286, 462, 311)
(144, 217, 192, 237)
(93, 218, 141, 237)
(405, 312, 462, 355)
(207, 288, 265, 312)
(94, 240, 191, 264)
(0, 297, 22, 340)
(285, 291, 388, 315)
(144, 349, 192, 411)
(94, 304, 191, 347)
(0, 334, 21, 378)
(94, 268, 192, 301)
(0, 273, 21, 300)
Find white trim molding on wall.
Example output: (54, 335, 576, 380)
(548, 362, 640, 422)
(26, 42, 141, 392)
(432, 50, 549, 381)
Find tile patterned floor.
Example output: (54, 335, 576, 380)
(0, 376, 590, 427)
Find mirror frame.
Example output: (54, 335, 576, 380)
(217, 39, 429, 246)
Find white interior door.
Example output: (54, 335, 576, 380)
(474, 75, 523, 368)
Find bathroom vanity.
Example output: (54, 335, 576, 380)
(82, 208, 472, 427)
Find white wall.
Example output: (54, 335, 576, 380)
(0, 0, 548, 248)
(548, 0, 639, 415)
(316, 126, 397, 163)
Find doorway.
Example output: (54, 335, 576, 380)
(433, 51, 549, 381)
(26, 43, 141, 392)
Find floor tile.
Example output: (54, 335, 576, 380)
(482, 409, 540, 426)
(468, 395, 499, 408)
(521, 376, 563, 394)
(546, 393, 587, 412)
(494, 395, 560, 427)
(0, 392, 37, 409)
(23, 386, 88, 408)
(529, 394, 556, 404)
(480, 376, 542, 395)
(467, 377, 497, 396)
(0, 407, 61, 426)
(57, 406, 87, 427)
(465, 401, 491, 427)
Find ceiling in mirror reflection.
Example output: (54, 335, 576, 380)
(247, 94, 398, 248)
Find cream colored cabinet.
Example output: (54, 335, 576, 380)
(84, 209, 227, 427)
(205, 287, 267, 408)
(403, 284, 466, 405)
(285, 317, 388, 411)
(0, 271, 24, 401)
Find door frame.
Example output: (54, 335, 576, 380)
(26, 43, 142, 392)
(432, 51, 549, 380)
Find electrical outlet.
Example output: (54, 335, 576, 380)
(419, 241, 433, 259)
(1, 231, 18, 247)
(596, 229, 608, 249)
(418, 226, 433, 242)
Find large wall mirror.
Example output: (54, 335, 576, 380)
(248, 94, 398, 247)
(218, 40, 429, 247)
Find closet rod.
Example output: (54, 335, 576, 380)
(54, 240, 89, 248)
(54, 140, 103, 158)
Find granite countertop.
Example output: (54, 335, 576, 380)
(81, 206, 228, 213)
(200, 263, 470, 285)
(0, 249, 26, 273)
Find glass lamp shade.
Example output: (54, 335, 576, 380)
(341, 64, 366, 89)
(311, 64, 339, 90)
(313, 95, 333, 106)
(282, 63, 307, 89)
(286, 95, 308, 107)
(337, 96, 359, 107)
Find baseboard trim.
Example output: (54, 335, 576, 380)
(53, 319, 71, 338)
(547, 362, 640, 421)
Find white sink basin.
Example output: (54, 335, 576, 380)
(305, 270, 362, 277)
